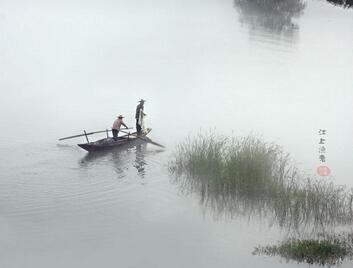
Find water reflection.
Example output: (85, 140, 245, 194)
(80, 147, 127, 178)
(233, 0, 306, 40)
(326, 0, 353, 8)
(169, 134, 353, 233)
(173, 173, 353, 233)
(79, 141, 148, 178)
(134, 143, 147, 178)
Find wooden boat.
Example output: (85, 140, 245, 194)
(78, 128, 152, 152)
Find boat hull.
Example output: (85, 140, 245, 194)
(78, 128, 151, 152)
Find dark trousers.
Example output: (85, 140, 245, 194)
(136, 119, 142, 134)
(112, 129, 119, 140)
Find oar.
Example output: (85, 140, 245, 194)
(119, 130, 165, 148)
(59, 128, 132, 141)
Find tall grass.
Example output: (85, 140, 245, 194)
(169, 133, 353, 231)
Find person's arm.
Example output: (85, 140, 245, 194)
(122, 122, 128, 129)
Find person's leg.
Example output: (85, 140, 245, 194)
(112, 129, 118, 140)
(136, 119, 141, 133)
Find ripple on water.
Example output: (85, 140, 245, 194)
(0, 143, 168, 224)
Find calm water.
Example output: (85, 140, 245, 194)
(1, 0, 353, 267)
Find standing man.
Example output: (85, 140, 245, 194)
(135, 99, 145, 134)
(112, 115, 128, 140)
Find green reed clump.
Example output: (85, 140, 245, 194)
(223, 136, 288, 196)
(253, 236, 353, 266)
(170, 133, 286, 196)
(170, 133, 227, 180)
(169, 132, 353, 230)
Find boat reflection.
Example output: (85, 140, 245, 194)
(233, 0, 306, 41)
(134, 143, 147, 178)
(79, 141, 148, 178)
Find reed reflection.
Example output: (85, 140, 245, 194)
(169, 133, 353, 233)
(233, 0, 306, 40)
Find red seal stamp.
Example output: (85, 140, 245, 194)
(317, 165, 331, 176)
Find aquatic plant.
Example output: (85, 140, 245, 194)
(326, 0, 353, 9)
(169, 132, 353, 231)
(253, 234, 353, 266)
